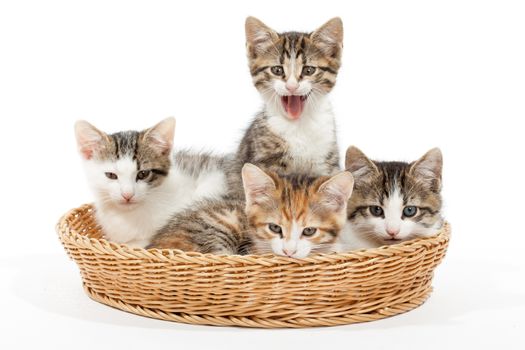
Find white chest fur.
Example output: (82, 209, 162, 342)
(266, 97, 338, 173)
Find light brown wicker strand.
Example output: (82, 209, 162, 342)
(84, 285, 432, 328)
(57, 204, 450, 328)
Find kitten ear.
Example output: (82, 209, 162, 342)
(245, 16, 279, 55)
(317, 171, 354, 211)
(241, 163, 277, 207)
(409, 148, 443, 191)
(143, 117, 175, 155)
(311, 17, 343, 57)
(74, 120, 109, 160)
(345, 146, 378, 180)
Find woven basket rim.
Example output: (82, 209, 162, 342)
(57, 203, 450, 265)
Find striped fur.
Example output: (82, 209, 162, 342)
(336, 147, 444, 251)
(246, 17, 343, 96)
(75, 118, 228, 247)
(147, 198, 250, 254)
(148, 164, 354, 258)
(226, 17, 344, 198)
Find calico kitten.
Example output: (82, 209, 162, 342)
(336, 146, 444, 251)
(148, 164, 354, 258)
(75, 118, 227, 248)
(227, 17, 344, 197)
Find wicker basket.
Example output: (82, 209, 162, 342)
(56, 204, 450, 328)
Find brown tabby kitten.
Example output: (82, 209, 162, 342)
(226, 17, 344, 198)
(148, 164, 354, 258)
(336, 146, 444, 251)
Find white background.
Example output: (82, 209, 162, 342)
(1, 0, 524, 348)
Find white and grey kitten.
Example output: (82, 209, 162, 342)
(336, 146, 444, 251)
(74, 117, 227, 248)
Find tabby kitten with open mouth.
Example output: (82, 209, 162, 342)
(227, 17, 344, 197)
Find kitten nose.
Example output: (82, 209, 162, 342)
(285, 81, 299, 93)
(121, 192, 134, 202)
(386, 228, 399, 237)
(283, 248, 297, 257)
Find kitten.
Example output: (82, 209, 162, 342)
(74, 118, 227, 248)
(227, 17, 344, 197)
(336, 146, 444, 251)
(148, 164, 354, 258)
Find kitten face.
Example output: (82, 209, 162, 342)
(345, 146, 443, 244)
(245, 17, 343, 120)
(242, 164, 353, 258)
(75, 118, 175, 209)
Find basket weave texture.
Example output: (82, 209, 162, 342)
(57, 204, 450, 328)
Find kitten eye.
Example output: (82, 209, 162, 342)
(105, 172, 118, 180)
(136, 170, 151, 181)
(268, 223, 283, 234)
(369, 206, 384, 217)
(403, 206, 417, 217)
(302, 66, 316, 76)
(271, 66, 284, 76)
(302, 227, 317, 237)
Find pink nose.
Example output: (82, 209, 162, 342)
(386, 228, 399, 237)
(285, 81, 299, 93)
(121, 193, 134, 202)
(283, 248, 296, 257)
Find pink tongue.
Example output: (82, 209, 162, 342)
(284, 96, 304, 120)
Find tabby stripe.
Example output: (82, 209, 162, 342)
(237, 238, 253, 255)
(254, 80, 266, 88)
(419, 207, 439, 215)
(151, 169, 168, 177)
(349, 206, 370, 220)
(251, 65, 269, 76)
(282, 209, 291, 221)
(257, 153, 286, 167)
(318, 66, 337, 75)
(209, 211, 240, 235)
(133, 136, 139, 161)
(320, 227, 338, 237)
(320, 79, 335, 88)
(199, 211, 239, 248)
(214, 228, 238, 251)
(279, 45, 286, 64)
(113, 136, 119, 159)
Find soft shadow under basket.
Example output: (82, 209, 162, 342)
(57, 204, 450, 328)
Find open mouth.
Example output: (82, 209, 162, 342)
(281, 95, 308, 120)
